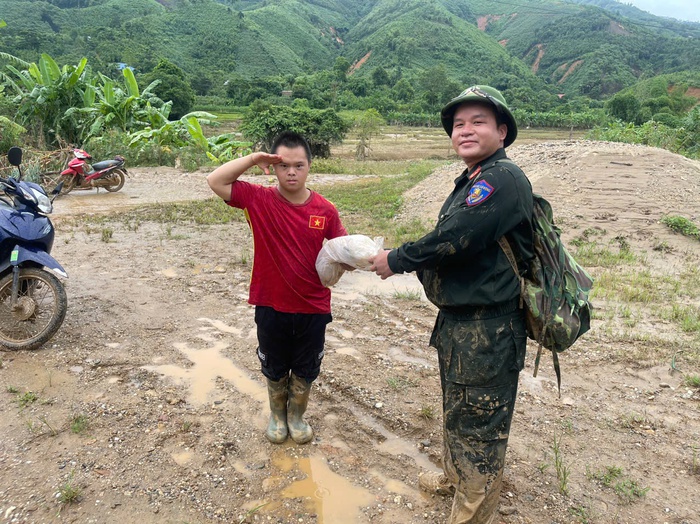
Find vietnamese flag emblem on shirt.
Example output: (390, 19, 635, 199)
(309, 216, 326, 230)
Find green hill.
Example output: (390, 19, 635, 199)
(474, 0, 700, 97)
(1, 0, 700, 100)
(343, 0, 538, 85)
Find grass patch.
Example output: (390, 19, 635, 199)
(64, 198, 245, 229)
(57, 473, 82, 504)
(683, 374, 700, 388)
(569, 505, 592, 523)
(17, 391, 38, 408)
(320, 160, 441, 243)
(570, 238, 636, 268)
(588, 234, 700, 356)
(39, 415, 58, 436)
(211, 112, 244, 121)
(664, 304, 700, 333)
(313, 158, 445, 177)
(593, 268, 683, 304)
(419, 405, 436, 420)
(386, 376, 417, 390)
(237, 502, 269, 524)
(320, 160, 441, 218)
(70, 414, 90, 434)
(618, 412, 652, 430)
(101, 228, 113, 243)
(588, 466, 649, 503)
(553, 432, 570, 496)
(128, 198, 246, 226)
(661, 215, 700, 240)
(392, 288, 422, 300)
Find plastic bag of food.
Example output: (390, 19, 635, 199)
(316, 235, 384, 287)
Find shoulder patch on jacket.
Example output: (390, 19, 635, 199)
(466, 180, 494, 207)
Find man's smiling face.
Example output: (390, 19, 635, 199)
(450, 103, 507, 166)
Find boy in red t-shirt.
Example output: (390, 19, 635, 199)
(207, 131, 347, 444)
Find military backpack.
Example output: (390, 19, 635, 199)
(499, 192, 594, 395)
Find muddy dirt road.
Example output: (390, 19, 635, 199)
(1, 140, 699, 524)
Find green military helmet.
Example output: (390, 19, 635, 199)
(440, 85, 518, 148)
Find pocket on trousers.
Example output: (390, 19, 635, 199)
(455, 383, 515, 442)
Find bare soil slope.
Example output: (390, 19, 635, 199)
(1, 141, 699, 524)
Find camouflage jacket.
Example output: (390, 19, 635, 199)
(387, 149, 534, 309)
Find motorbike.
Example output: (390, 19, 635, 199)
(49, 148, 127, 195)
(0, 146, 68, 350)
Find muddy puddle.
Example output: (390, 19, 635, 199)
(50, 169, 213, 217)
(142, 304, 437, 521)
(52, 187, 145, 216)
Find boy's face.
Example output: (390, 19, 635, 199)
(272, 145, 310, 196)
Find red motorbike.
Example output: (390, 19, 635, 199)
(48, 149, 128, 195)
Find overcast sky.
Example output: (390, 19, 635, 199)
(625, 0, 700, 22)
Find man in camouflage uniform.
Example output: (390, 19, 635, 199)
(370, 85, 534, 523)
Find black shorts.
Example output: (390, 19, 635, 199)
(254, 306, 332, 382)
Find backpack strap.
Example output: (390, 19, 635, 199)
(497, 236, 524, 309)
(498, 236, 563, 397)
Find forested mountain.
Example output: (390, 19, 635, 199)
(476, 0, 700, 97)
(2, 0, 700, 100)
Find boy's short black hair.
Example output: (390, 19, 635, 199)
(271, 131, 312, 163)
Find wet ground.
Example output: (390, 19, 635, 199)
(2, 140, 700, 524)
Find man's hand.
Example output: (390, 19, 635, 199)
(369, 250, 395, 280)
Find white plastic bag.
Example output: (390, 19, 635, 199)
(316, 235, 384, 287)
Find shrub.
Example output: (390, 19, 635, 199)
(239, 105, 351, 158)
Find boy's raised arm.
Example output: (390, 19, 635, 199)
(207, 152, 282, 201)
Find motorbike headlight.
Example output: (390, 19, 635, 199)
(30, 187, 53, 214)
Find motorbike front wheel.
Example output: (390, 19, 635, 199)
(0, 268, 68, 351)
(103, 169, 126, 192)
(41, 172, 76, 195)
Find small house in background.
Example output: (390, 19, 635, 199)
(281, 90, 292, 97)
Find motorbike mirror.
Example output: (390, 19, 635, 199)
(7, 146, 23, 167)
(51, 181, 64, 201)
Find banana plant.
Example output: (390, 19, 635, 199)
(4, 53, 172, 145)
(128, 110, 250, 164)
(0, 116, 26, 134)
(180, 112, 253, 163)
(66, 67, 169, 142)
(207, 134, 253, 163)
(3, 53, 93, 144)
(128, 110, 216, 149)
(1, 55, 32, 93)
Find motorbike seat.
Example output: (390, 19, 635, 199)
(91, 159, 123, 171)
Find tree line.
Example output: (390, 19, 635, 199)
(3, 51, 700, 169)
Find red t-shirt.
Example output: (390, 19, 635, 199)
(227, 181, 347, 314)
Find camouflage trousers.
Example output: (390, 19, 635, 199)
(430, 302, 526, 524)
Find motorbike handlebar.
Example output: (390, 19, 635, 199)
(0, 177, 18, 192)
